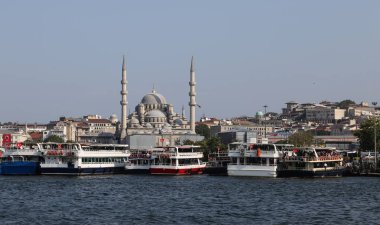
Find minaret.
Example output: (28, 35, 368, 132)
(120, 56, 128, 140)
(189, 56, 196, 133)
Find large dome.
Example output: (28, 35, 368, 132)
(141, 91, 167, 105)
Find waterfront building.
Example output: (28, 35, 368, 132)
(44, 115, 117, 143)
(210, 124, 273, 138)
(305, 106, 345, 123)
(217, 129, 257, 145)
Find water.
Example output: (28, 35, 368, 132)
(0, 175, 379, 225)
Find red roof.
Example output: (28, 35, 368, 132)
(86, 119, 112, 124)
(29, 132, 43, 141)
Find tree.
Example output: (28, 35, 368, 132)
(192, 137, 225, 161)
(44, 135, 64, 143)
(182, 139, 195, 145)
(354, 118, 380, 151)
(288, 131, 314, 147)
(337, 99, 356, 109)
(195, 124, 210, 139)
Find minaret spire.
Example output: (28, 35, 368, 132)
(189, 56, 196, 133)
(120, 55, 128, 141)
(152, 83, 156, 93)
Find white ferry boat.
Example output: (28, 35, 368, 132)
(227, 142, 293, 177)
(39, 143, 130, 175)
(149, 145, 206, 175)
(125, 148, 162, 174)
(277, 147, 345, 178)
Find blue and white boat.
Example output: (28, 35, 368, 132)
(39, 143, 130, 175)
(0, 144, 43, 175)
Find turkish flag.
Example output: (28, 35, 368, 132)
(2, 134, 11, 147)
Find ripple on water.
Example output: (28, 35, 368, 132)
(0, 175, 379, 225)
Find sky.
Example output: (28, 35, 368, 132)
(0, 0, 379, 123)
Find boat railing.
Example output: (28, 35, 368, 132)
(3, 149, 40, 155)
(129, 153, 152, 159)
(228, 162, 277, 166)
(282, 155, 343, 162)
(166, 152, 203, 158)
(316, 155, 342, 161)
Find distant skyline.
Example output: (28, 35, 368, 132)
(0, 1, 379, 123)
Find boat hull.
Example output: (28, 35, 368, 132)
(125, 165, 150, 174)
(277, 168, 345, 178)
(40, 166, 125, 175)
(0, 162, 41, 175)
(150, 167, 205, 175)
(204, 166, 227, 176)
(227, 165, 277, 177)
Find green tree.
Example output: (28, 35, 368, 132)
(195, 124, 210, 139)
(275, 140, 288, 144)
(337, 99, 356, 109)
(354, 118, 380, 151)
(44, 135, 64, 143)
(182, 139, 195, 145)
(288, 131, 314, 147)
(193, 137, 225, 161)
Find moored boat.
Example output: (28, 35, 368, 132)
(204, 151, 230, 176)
(149, 145, 206, 175)
(277, 147, 345, 178)
(125, 148, 161, 174)
(0, 144, 43, 175)
(227, 142, 293, 177)
(39, 143, 130, 175)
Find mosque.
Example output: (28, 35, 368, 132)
(117, 56, 203, 149)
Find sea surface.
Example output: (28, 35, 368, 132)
(0, 175, 379, 225)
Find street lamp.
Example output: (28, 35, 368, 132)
(372, 102, 378, 169)
(263, 105, 268, 138)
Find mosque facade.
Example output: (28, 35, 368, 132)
(118, 57, 203, 148)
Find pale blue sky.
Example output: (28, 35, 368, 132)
(0, 0, 379, 123)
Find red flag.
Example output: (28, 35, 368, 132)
(2, 134, 11, 147)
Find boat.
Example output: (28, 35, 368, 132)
(204, 151, 230, 176)
(124, 148, 161, 174)
(149, 145, 206, 175)
(39, 143, 130, 175)
(0, 144, 43, 175)
(227, 142, 293, 177)
(277, 147, 345, 178)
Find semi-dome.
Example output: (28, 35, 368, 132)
(129, 117, 140, 124)
(174, 118, 183, 125)
(146, 109, 166, 118)
(141, 91, 167, 105)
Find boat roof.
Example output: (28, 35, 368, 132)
(157, 145, 201, 149)
(83, 144, 129, 147)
